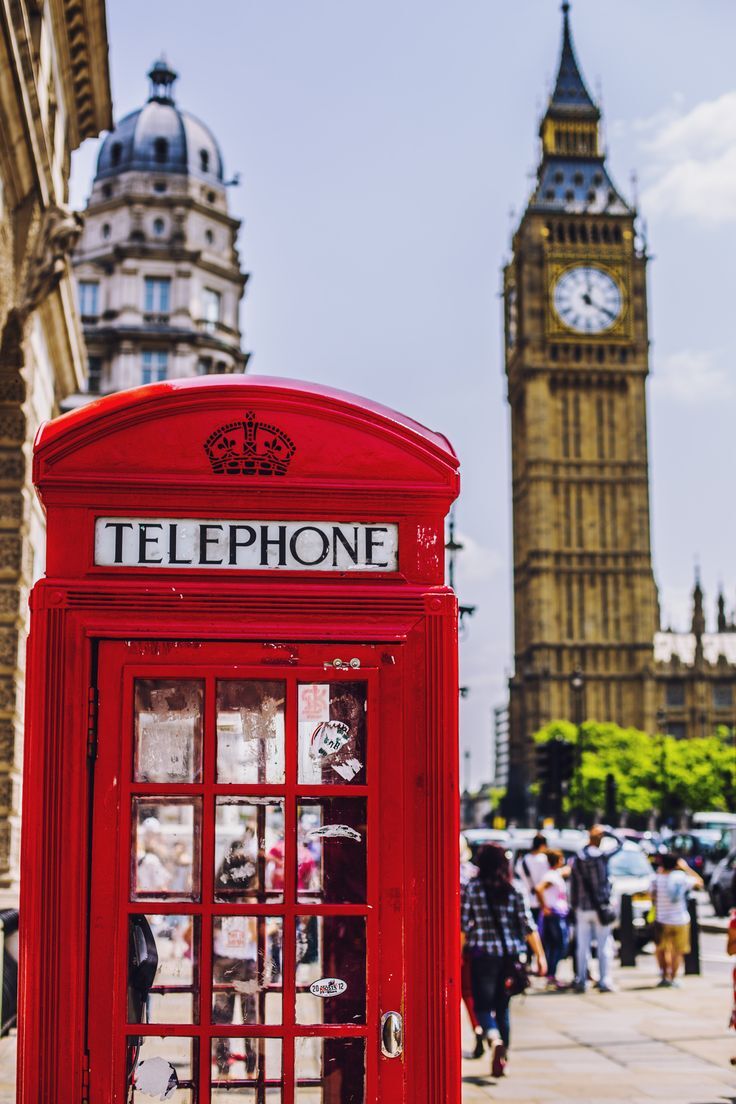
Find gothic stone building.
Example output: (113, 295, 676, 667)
(71, 59, 247, 400)
(0, 0, 111, 897)
(504, 4, 736, 800)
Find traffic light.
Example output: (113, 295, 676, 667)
(535, 738, 575, 821)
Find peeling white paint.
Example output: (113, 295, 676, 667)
(331, 757, 363, 781)
(309, 824, 362, 841)
(133, 1057, 179, 1100)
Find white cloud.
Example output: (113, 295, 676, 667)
(652, 348, 732, 404)
(454, 530, 503, 585)
(638, 91, 736, 225)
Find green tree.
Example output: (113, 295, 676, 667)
(533, 721, 736, 824)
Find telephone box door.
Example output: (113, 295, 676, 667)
(88, 640, 405, 1104)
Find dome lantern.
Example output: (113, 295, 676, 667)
(147, 56, 178, 105)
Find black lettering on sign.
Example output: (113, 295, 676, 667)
(260, 524, 287, 567)
(290, 526, 330, 566)
(229, 524, 256, 566)
(199, 524, 224, 565)
(105, 521, 133, 564)
(139, 523, 163, 564)
(168, 523, 192, 565)
(365, 526, 389, 568)
(332, 526, 359, 567)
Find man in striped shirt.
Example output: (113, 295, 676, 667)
(653, 853, 703, 987)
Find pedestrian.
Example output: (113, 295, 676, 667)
(535, 849, 570, 988)
(515, 833, 550, 922)
(459, 839, 484, 1059)
(461, 844, 547, 1078)
(570, 824, 623, 993)
(727, 908, 736, 1064)
(652, 853, 702, 987)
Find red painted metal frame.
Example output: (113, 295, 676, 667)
(19, 377, 461, 1104)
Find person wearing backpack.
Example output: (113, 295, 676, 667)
(652, 852, 703, 987)
(569, 824, 623, 993)
(461, 844, 547, 1078)
(514, 833, 550, 923)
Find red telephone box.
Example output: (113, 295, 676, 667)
(18, 376, 460, 1104)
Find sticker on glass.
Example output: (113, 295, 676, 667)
(309, 977, 348, 998)
(309, 824, 362, 842)
(133, 1057, 179, 1100)
(309, 720, 350, 761)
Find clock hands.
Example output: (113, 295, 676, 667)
(581, 291, 617, 322)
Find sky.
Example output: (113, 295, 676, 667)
(70, 0, 736, 789)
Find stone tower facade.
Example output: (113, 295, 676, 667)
(504, 5, 660, 794)
(72, 59, 247, 400)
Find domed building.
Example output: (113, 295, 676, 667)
(72, 59, 248, 398)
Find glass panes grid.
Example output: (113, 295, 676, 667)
(125, 675, 369, 1103)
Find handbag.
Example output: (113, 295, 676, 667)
(578, 857, 616, 926)
(484, 887, 531, 997)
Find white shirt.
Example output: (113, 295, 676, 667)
(515, 850, 550, 897)
(540, 868, 569, 915)
(653, 871, 695, 926)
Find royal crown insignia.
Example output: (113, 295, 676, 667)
(204, 411, 297, 476)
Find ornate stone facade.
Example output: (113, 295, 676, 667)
(0, 1, 111, 899)
(504, 7, 660, 800)
(71, 59, 248, 400)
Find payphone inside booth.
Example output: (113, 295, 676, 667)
(18, 377, 460, 1104)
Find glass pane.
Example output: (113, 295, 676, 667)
(132, 799, 201, 901)
(215, 800, 284, 903)
(298, 683, 367, 786)
(128, 914, 198, 1024)
(295, 1038, 365, 1104)
(212, 916, 282, 1025)
(297, 800, 367, 903)
(217, 681, 286, 783)
(134, 679, 204, 783)
(211, 1037, 282, 1099)
(128, 1035, 195, 1102)
(295, 916, 366, 1024)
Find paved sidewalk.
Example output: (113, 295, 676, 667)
(462, 965, 736, 1104)
(0, 1034, 15, 1104)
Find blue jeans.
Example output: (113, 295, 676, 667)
(541, 913, 569, 978)
(469, 954, 511, 1047)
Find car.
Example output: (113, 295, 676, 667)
(666, 830, 728, 884)
(708, 848, 736, 916)
(603, 841, 655, 944)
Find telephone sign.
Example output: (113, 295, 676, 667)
(18, 377, 460, 1104)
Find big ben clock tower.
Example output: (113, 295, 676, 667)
(505, 3, 660, 798)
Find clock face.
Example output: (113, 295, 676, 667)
(553, 266, 623, 334)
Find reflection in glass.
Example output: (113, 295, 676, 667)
(296, 916, 366, 1025)
(217, 681, 286, 784)
(128, 1035, 195, 1102)
(212, 916, 282, 1027)
(132, 799, 201, 901)
(298, 683, 367, 786)
(128, 914, 198, 1024)
(215, 800, 284, 903)
(134, 679, 204, 783)
(295, 1037, 365, 1103)
(211, 1037, 282, 1100)
(297, 799, 367, 904)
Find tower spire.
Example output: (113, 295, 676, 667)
(549, 2, 598, 117)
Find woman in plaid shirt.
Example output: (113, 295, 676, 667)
(461, 844, 547, 1077)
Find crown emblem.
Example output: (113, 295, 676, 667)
(204, 411, 297, 476)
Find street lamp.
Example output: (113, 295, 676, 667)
(569, 668, 585, 824)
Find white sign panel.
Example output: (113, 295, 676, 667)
(94, 518, 398, 571)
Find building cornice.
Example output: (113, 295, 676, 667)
(49, 0, 112, 146)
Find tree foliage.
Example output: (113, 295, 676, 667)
(534, 720, 736, 823)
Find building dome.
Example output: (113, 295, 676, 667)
(95, 58, 224, 182)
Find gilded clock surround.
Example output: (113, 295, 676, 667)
(547, 259, 630, 340)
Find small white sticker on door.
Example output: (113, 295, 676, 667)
(309, 720, 350, 760)
(309, 824, 362, 841)
(330, 757, 363, 782)
(309, 977, 348, 997)
(133, 1057, 179, 1100)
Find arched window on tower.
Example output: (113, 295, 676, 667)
(200, 149, 210, 173)
(110, 142, 122, 167)
(154, 138, 168, 164)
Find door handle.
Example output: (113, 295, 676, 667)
(380, 1011, 403, 1058)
